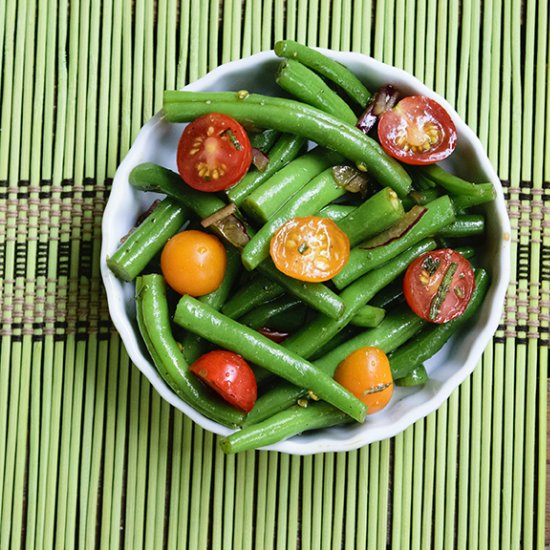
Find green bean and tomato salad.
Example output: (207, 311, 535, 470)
(107, 41, 494, 453)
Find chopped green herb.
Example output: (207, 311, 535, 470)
(362, 382, 393, 396)
(222, 128, 242, 150)
(298, 242, 309, 254)
(429, 261, 458, 321)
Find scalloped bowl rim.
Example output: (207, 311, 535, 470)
(100, 49, 511, 455)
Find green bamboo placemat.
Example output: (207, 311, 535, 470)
(0, 1, 548, 548)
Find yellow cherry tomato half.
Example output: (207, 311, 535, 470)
(333, 347, 393, 414)
(160, 230, 226, 296)
(269, 216, 350, 282)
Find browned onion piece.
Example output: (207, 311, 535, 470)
(201, 203, 237, 228)
(201, 203, 251, 248)
(257, 327, 289, 343)
(252, 147, 270, 172)
(359, 205, 427, 249)
(332, 165, 369, 195)
(356, 85, 400, 134)
(213, 215, 251, 248)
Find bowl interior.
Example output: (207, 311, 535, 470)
(101, 50, 510, 455)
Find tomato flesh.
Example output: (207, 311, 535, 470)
(378, 96, 457, 165)
(334, 347, 393, 414)
(160, 230, 226, 296)
(270, 216, 350, 282)
(190, 350, 257, 413)
(403, 248, 475, 323)
(177, 113, 252, 192)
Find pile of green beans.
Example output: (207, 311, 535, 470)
(136, 274, 246, 427)
(163, 90, 412, 197)
(105, 42, 496, 453)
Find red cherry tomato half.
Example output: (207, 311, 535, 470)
(190, 350, 257, 412)
(177, 113, 252, 192)
(378, 96, 457, 165)
(403, 248, 475, 324)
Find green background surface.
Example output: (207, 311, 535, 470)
(0, 0, 548, 548)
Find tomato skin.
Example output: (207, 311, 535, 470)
(160, 230, 226, 296)
(177, 113, 252, 192)
(403, 248, 475, 323)
(270, 216, 350, 282)
(190, 350, 257, 412)
(333, 347, 393, 414)
(378, 96, 457, 165)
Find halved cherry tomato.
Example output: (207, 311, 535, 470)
(190, 350, 257, 412)
(378, 96, 457, 165)
(269, 216, 350, 282)
(334, 347, 393, 414)
(160, 230, 226, 296)
(177, 113, 252, 192)
(403, 248, 475, 323)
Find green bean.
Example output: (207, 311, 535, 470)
(107, 198, 189, 281)
(319, 204, 356, 222)
(419, 164, 496, 199)
(401, 189, 442, 210)
(242, 169, 346, 270)
(333, 195, 456, 289)
(129, 162, 225, 218)
(136, 275, 245, 427)
(220, 402, 353, 454)
(438, 215, 485, 238)
(395, 365, 429, 386)
(454, 246, 476, 259)
(369, 279, 404, 309)
(238, 295, 306, 331)
(242, 149, 343, 222)
(335, 187, 405, 247)
(411, 169, 437, 190)
(248, 128, 279, 152)
(173, 296, 368, 423)
(181, 247, 241, 363)
(450, 184, 497, 210)
(163, 91, 412, 196)
(222, 274, 284, 319)
(389, 268, 490, 379)
(282, 239, 437, 358)
(350, 305, 386, 328)
(276, 59, 357, 124)
(226, 133, 305, 206)
(308, 326, 359, 361)
(244, 307, 425, 426)
(274, 40, 371, 106)
(257, 260, 346, 319)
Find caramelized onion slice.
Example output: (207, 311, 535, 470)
(359, 205, 427, 249)
(332, 165, 369, 196)
(356, 85, 400, 135)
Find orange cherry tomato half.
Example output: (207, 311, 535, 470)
(160, 230, 226, 296)
(378, 96, 457, 165)
(269, 216, 350, 283)
(403, 248, 475, 324)
(334, 347, 393, 414)
(177, 113, 252, 192)
(190, 350, 257, 412)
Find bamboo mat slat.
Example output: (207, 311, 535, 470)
(0, 1, 548, 548)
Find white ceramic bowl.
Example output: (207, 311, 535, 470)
(100, 50, 510, 455)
